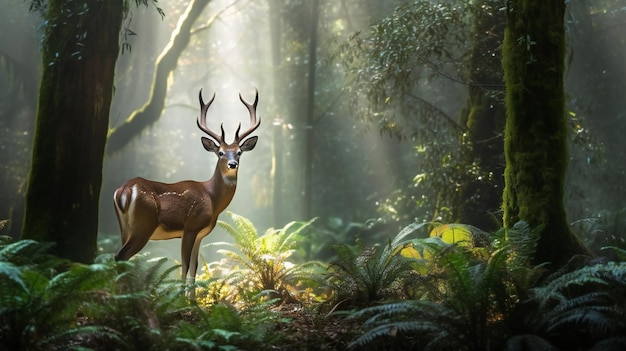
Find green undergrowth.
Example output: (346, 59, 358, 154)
(2, 213, 626, 350)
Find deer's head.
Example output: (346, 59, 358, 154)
(197, 89, 260, 181)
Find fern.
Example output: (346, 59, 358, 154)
(0, 261, 27, 296)
(349, 222, 543, 350)
(0, 238, 57, 267)
(530, 261, 626, 308)
(207, 212, 324, 305)
(0, 240, 252, 350)
(75, 255, 193, 350)
(349, 300, 469, 351)
(325, 242, 416, 307)
(168, 300, 278, 350)
(505, 334, 557, 351)
(571, 208, 626, 257)
(0, 254, 125, 350)
(324, 221, 432, 308)
(521, 261, 626, 349)
(602, 245, 626, 261)
(505, 220, 541, 267)
(590, 337, 626, 350)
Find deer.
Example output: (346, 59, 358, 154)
(113, 89, 260, 292)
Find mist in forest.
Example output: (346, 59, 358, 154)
(1, 0, 625, 264)
(98, 0, 409, 260)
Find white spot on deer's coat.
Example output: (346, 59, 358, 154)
(127, 185, 138, 229)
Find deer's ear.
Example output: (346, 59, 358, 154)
(240, 136, 258, 152)
(202, 137, 220, 152)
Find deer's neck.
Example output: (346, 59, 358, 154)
(204, 167, 237, 214)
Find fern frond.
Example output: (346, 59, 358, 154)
(391, 221, 430, 247)
(350, 300, 468, 350)
(49, 263, 115, 294)
(431, 247, 477, 310)
(506, 334, 557, 351)
(38, 325, 129, 350)
(350, 320, 442, 349)
(506, 221, 541, 266)
(0, 261, 27, 293)
(546, 307, 620, 336)
(523, 260, 626, 345)
(223, 211, 259, 247)
(552, 291, 611, 314)
(601, 246, 626, 261)
(271, 217, 317, 253)
(590, 337, 626, 350)
(0, 239, 55, 265)
(532, 262, 626, 307)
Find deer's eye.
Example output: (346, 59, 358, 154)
(237, 150, 242, 156)
(218, 151, 224, 157)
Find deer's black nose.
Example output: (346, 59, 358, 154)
(227, 161, 238, 169)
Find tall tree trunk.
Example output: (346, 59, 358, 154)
(457, 0, 506, 231)
(271, 0, 310, 225)
(21, 0, 124, 263)
(502, 0, 587, 267)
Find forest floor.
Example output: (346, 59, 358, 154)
(267, 304, 361, 350)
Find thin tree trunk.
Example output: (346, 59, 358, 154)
(304, 0, 320, 220)
(456, 0, 506, 231)
(269, 0, 284, 228)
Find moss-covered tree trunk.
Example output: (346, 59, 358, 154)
(502, 0, 587, 266)
(21, 0, 124, 263)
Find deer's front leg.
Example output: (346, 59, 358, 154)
(189, 235, 206, 285)
(180, 231, 197, 283)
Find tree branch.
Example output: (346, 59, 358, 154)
(106, 0, 213, 155)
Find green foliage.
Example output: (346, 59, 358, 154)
(505, 334, 558, 351)
(347, 221, 546, 350)
(80, 255, 191, 350)
(29, 0, 164, 16)
(145, 299, 275, 350)
(324, 222, 428, 307)
(520, 261, 626, 349)
(302, 217, 371, 262)
(0, 238, 120, 350)
(205, 212, 325, 304)
(503, 220, 542, 268)
(2, 219, 625, 350)
(571, 208, 626, 258)
(81, 254, 279, 350)
(0, 236, 58, 267)
(339, 0, 469, 136)
(349, 300, 471, 350)
(0, 236, 280, 350)
(28, 0, 164, 59)
(336, 0, 502, 226)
